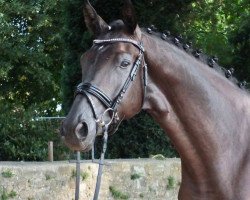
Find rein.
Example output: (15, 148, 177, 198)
(75, 37, 147, 200)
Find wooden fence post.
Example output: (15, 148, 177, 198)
(48, 141, 53, 162)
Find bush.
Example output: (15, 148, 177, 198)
(0, 103, 69, 161)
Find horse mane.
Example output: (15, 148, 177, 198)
(142, 25, 249, 92)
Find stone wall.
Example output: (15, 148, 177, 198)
(0, 159, 181, 200)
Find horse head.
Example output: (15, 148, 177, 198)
(60, 0, 147, 151)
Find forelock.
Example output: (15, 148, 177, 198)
(109, 20, 126, 32)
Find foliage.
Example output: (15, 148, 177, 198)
(104, 112, 178, 158)
(70, 169, 89, 181)
(109, 186, 129, 200)
(0, 0, 67, 160)
(179, 0, 250, 84)
(0, 102, 69, 161)
(0, 188, 17, 200)
(230, 13, 250, 83)
(81, 171, 89, 181)
(60, 0, 91, 112)
(131, 173, 141, 180)
(167, 176, 175, 189)
(1, 169, 14, 178)
(0, 0, 63, 109)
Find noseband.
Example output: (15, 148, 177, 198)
(75, 38, 147, 132)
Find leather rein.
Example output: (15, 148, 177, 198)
(74, 37, 147, 200)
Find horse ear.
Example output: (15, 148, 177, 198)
(83, 0, 109, 36)
(122, 0, 137, 34)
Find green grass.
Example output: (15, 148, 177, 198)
(0, 188, 8, 200)
(45, 174, 52, 180)
(81, 172, 89, 181)
(130, 173, 141, 180)
(71, 170, 89, 181)
(1, 170, 14, 178)
(0, 188, 17, 200)
(109, 186, 129, 199)
(167, 176, 175, 189)
(7, 190, 16, 198)
(45, 172, 56, 181)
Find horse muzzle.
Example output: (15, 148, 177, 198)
(60, 117, 96, 152)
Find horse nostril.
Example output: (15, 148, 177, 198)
(75, 122, 88, 140)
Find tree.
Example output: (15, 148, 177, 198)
(230, 13, 250, 84)
(0, 103, 69, 161)
(176, 0, 250, 85)
(0, 0, 63, 110)
(0, 0, 66, 160)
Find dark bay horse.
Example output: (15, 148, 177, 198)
(60, 0, 250, 199)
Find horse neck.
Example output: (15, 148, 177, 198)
(141, 32, 250, 179)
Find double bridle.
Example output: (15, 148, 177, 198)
(74, 37, 147, 200)
(75, 38, 147, 133)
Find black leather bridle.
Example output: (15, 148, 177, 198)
(75, 38, 148, 133)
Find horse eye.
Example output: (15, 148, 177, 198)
(120, 60, 131, 68)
